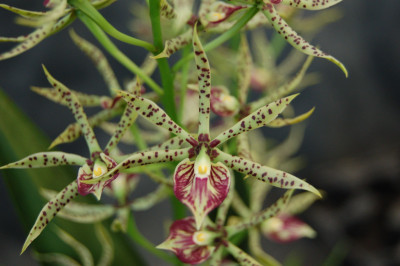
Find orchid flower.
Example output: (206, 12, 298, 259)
(89, 25, 321, 232)
(158, 179, 296, 265)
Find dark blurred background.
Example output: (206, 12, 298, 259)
(0, 0, 399, 265)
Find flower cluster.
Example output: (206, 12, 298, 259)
(0, 0, 346, 264)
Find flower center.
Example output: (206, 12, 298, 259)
(198, 165, 208, 175)
(93, 167, 103, 177)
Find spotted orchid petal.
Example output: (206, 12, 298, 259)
(210, 86, 240, 117)
(49, 107, 122, 149)
(31, 86, 113, 108)
(118, 90, 198, 146)
(0, 152, 87, 169)
(41, 188, 115, 222)
(216, 150, 321, 197)
(148, 136, 187, 151)
(227, 189, 294, 237)
(69, 29, 121, 96)
(42, 65, 102, 155)
(250, 55, 313, 111)
(152, 28, 192, 59)
(174, 147, 231, 229)
(261, 3, 347, 77)
(237, 34, 252, 105)
(84, 148, 191, 184)
(225, 241, 262, 266)
(0, 4, 49, 18)
(262, 214, 316, 243)
(210, 94, 298, 148)
(104, 104, 138, 153)
(160, 0, 176, 19)
(286, 191, 320, 215)
(193, 25, 211, 137)
(157, 217, 215, 264)
(0, 23, 54, 61)
(236, 132, 253, 160)
(199, 0, 246, 28)
(21, 181, 79, 254)
(280, 0, 342, 10)
(267, 107, 315, 128)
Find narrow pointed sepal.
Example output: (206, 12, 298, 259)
(225, 241, 262, 266)
(173, 158, 231, 229)
(0, 152, 87, 169)
(267, 107, 315, 128)
(280, 0, 343, 10)
(193, 24, 212, 136)
(69, 29, 121, 95)
(21, 181, 79, 254)
(117, 90, 198, 146)
(262, 4, 347, 77)
(152, 29, 192, 59)
(42, 65, 102, 154)
(157, 217, 214, 264)
(216, 150, 321, 197)
(211, 94, 298, 147)
(41, 188, 116, 222)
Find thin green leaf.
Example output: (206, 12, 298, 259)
(261, 5, 347, 77)
(55, 228, 94, 266)
(34, 252, 81, 266)
(95, 223, 114, 266)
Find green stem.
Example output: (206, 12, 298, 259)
(130, 123, 148, 151)
(76, 12, 163, 95)
(149, 0, 177, 122)
(69, 0, 156, 52)
(178, 45, 191, 122)
(172, 6, 259, 72)
(127, 213, 178, 264)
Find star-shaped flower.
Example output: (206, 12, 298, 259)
(91, 25, 321, 231)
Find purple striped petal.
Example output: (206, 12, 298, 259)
(157, 217, 214, 264)
(173, 158, 230, 229)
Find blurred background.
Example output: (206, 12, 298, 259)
(0, 0, 399, 265)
